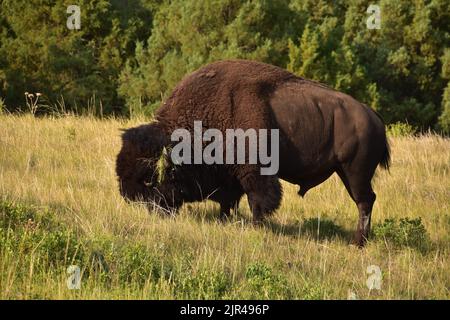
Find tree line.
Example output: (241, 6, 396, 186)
(0, 0, 449, 132)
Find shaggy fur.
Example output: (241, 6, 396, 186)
(116, 59, 390, 246)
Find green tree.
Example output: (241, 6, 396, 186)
(287, 0, 449, 129)
(0, 0, 448, 129)
(118, 0, 298, 115)
(0, 0, 158, 114)
(438, 48, 450, 133)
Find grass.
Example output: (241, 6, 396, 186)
(0, 114, 449, 299)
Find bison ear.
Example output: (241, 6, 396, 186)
(121, 122, 168, 156)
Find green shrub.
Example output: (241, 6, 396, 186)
(373, 218, 430, 252)
(174, 269, 231, 299)
(0, 201, 168, 288)
(0, 200, 86, 268)
(0, 201, 56, 230)
(245, 262, 291, 299)
(387, 122, 417, 137)
(300, 282, 325, 299)
(115, 244, 163, 285)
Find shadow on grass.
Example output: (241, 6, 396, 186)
(185, 203, 353, 243)
(186, 204, 251, 225)
(265, 217, 353, 242)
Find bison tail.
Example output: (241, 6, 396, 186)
(380, 138, 391, 171)
(372, 108, 391, 171)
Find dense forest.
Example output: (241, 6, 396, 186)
(0, 0, 449, 132)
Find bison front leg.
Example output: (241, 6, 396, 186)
(219, 202, 231, 221)
(240, 173, 282, 225)
(217, 190, 243, 222)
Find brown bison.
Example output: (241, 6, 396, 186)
(116, 59, 390, 247)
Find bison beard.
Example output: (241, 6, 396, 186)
(116, 59, 390, 247)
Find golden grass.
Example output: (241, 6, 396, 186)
(0, 114, 449, 299)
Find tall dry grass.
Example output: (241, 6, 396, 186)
(0, 114, 449, 299)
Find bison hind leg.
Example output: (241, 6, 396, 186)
(336, 165, 377, 248)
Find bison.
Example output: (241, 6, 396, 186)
(116, 59, 390, 247)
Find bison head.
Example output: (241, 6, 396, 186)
(116, 122, 182, 212)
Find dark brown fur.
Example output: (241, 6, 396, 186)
(116, 59, 390, 247)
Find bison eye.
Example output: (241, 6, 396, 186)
(144, 181, 152, 187)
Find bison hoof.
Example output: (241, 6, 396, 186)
(219, 214, 231, 223)
(351, 233, 368, 248)
(252, 217, 265, 226)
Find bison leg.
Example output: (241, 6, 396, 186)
(337, 167, 376, 247)
(239, 173, 282, 224)
(219, 202, 232, 221)
(215, 188, 243, 221)
(219, 198, 241, 221)
(354, 193, 376, 247)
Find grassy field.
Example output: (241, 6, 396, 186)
(0, 114, 449, 299)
